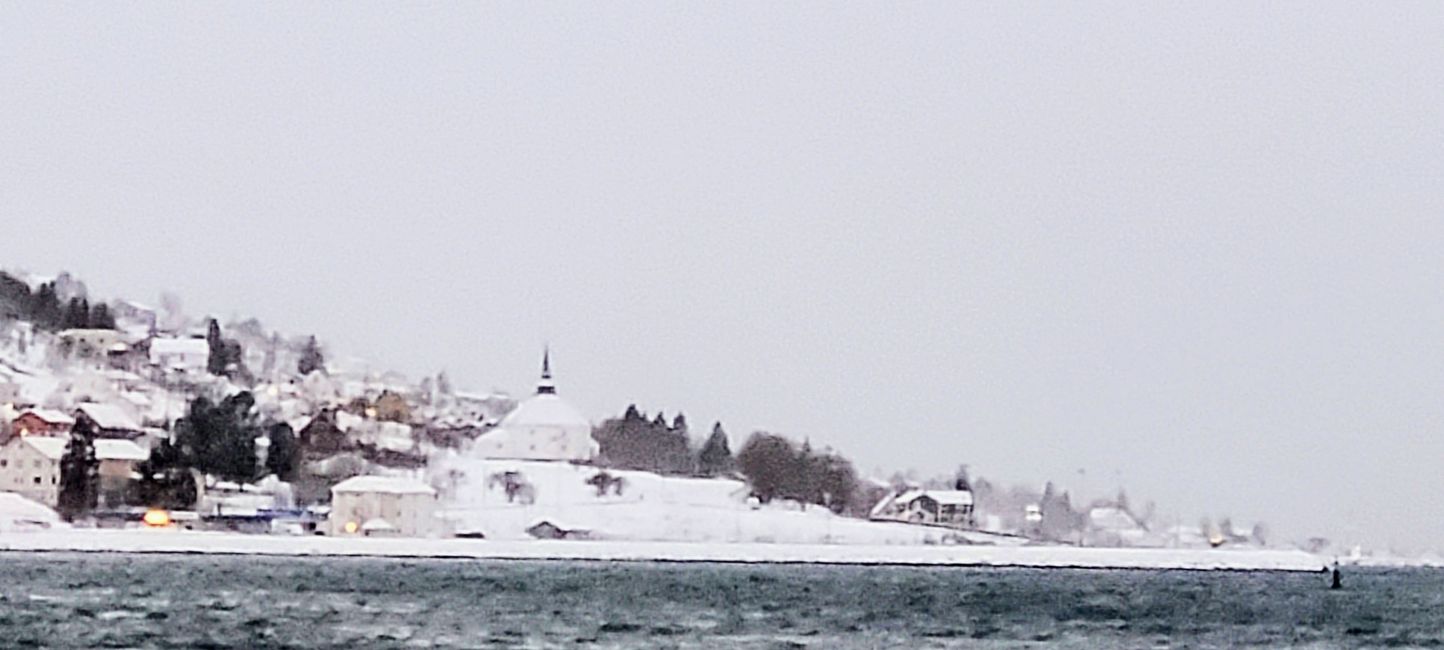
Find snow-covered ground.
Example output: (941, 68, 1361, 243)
(429, 455, 1020, 545)
(0, 529, 1327, 571)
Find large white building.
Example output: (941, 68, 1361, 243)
(0, 436, 66, 507)
(328, 475, 438, 537)
(473, 351, 598, 462)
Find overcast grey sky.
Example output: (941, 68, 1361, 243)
(4, 3, 1443, 552)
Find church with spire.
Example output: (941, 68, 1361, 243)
(473, 349, 599, 462)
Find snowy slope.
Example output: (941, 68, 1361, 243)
(429, 454, 1020, 546)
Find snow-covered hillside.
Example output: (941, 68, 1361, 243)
(429, 454, 1021, 546)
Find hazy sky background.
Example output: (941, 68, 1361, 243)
(3, 4, 1442, 552)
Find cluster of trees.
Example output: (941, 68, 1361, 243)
(593, 406, 735, 477)
(132, 392, 302, 510)
(0, 272, 114, 331)
(736, 432, 859, 514)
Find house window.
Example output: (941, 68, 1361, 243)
(0, 459, 7, 467)
(33, 476, 41, 484)
(33, 460, 42, 469)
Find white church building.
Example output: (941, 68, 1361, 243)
(474, 351, 598, 462)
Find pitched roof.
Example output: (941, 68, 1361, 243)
(94, 439, 148, 462)
(22, 436, 68, 461)
(19, 409, 75, 426)
(75, 404, 140, 431)
(896, 489, 974, 507)
(148, 337, 210, 356)
(331, 475, 435, 496)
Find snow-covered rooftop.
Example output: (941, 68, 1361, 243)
(76, 403, 141, 431)
(149, 337, 209, 356)
(498, 394, 590, 429)
(1088, 506, 1144, 531)
(19, 409, 74, 426)
(95, 439, 148, 462)
(23, 436, 68, 460)
(897, 489, 974, 507)
(332, 475, 436, 496)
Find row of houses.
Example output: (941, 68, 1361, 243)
(0, 432, 147, 509)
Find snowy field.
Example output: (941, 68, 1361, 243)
(0, 529, 1327, 572)
(429, 456, 1023, 546)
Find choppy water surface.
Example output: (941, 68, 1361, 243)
(1, 553, 1441, 648)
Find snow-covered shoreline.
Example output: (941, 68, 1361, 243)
(0, 530, 1327, 572)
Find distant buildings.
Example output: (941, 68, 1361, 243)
(327, 475, 437, 537)
(870, 489, 976, 528)
(473, 351, 598, 463)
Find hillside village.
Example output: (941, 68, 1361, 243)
(0, 268, 1288, 551)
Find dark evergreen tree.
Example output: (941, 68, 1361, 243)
(954, 465, 971, 491)
(58, 418, 100, 521)
(133, 439, 198, 509)
(30, 282, 62, 330)
(89, 303, 116, 330)
(174, 392, 261, 484)
(61, 297, 89, 329)
(298, 336, 325, 375)
(206, 319, 226, 375)
(265, 422, 301, 481)
(697, 422, 734, 477)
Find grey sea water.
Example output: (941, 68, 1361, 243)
(0, 552, 1439, 649)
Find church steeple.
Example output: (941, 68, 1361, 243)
(537, 347, 556, 394)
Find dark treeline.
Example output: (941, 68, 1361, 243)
(131, 392, 302, 510)
(594, 406, 725, 476)
(736, 432, 859, 514)
(595, 405, 863, 514)
(0, 272, 114, 331)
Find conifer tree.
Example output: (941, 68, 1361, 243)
(697, 422, 734, 477)
(298, 336, 325, 376)
(58, 419, 100, 521)
(89, 303, 116, 329)
(265, 422, 300, 481)
(206, 319, 226, 375)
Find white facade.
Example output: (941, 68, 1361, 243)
(328, 475, 438, 537)
(148, 337, 210, 372)
(0, 436, 67, 507)
(474, 352, 598, 462)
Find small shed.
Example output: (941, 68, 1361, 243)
(526, 519, 592, 540)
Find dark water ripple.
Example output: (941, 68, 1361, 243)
(0, 552, 1440, 648)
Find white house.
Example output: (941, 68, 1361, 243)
(148, 337, 210, 373)
(328, 475, 438, 538)
(474, 351, 598, 462)
(870, 489, 976, 528)
(1086, 506, 1150, 547)
(0, 436, 67, 507)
